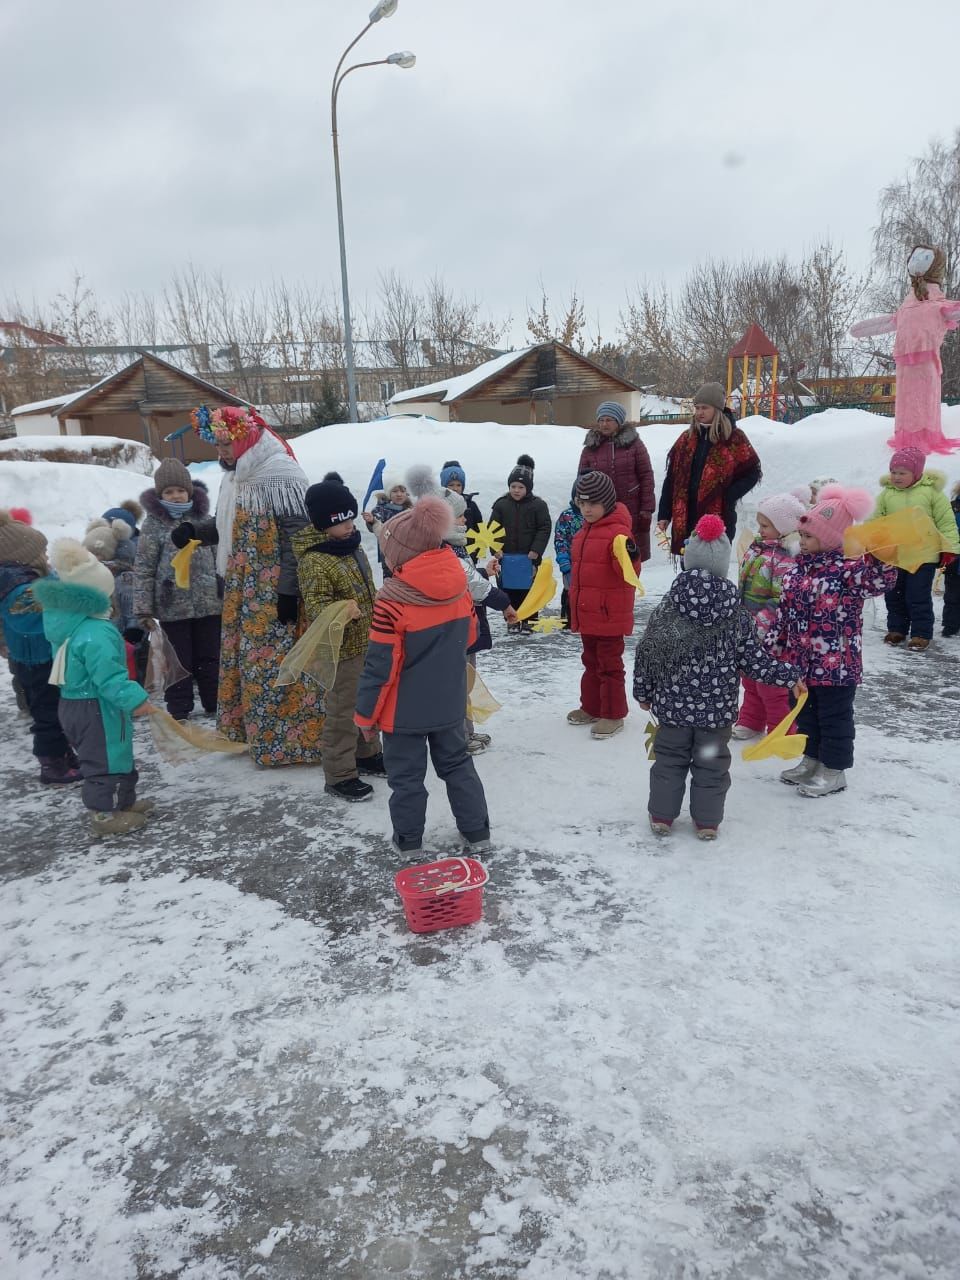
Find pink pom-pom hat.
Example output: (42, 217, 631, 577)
(799, 484, 873, 551)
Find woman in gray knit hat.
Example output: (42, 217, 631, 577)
(656, 383, 761, 557)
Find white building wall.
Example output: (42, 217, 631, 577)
(14, 414, 61, 436)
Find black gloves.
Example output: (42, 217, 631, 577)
(170, 522, 196, 549)
(277, 594, 300, 625)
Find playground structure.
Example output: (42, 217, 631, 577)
(727, 324, 779, 420)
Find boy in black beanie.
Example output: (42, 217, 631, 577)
(292, 476, 383, 802)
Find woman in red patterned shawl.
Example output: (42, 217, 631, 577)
(656, 382, 761, 557)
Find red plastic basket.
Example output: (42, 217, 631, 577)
(394, 857, 489, 934)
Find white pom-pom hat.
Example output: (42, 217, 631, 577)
(757, 491, 809, 536)
(49, 538, 116, 599)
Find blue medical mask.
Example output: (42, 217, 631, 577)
(160, 499, 193, 518)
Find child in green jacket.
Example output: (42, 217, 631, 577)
(874, 446, 960, 650)
(294, 476, 382, 804)
(34, 540, 158, 836)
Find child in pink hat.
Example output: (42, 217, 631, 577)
(873, 446, 960, 650)
(766, 485, 898, 797)
(733, 489, 809, 739)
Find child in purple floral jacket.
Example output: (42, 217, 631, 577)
(766, 484, 897, 798)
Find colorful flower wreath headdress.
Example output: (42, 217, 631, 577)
(190, 404, 267, 445)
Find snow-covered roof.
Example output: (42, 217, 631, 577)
(389, 348, 533, 405)
(11, 389, 88, 417)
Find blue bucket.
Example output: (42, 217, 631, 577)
(499, 553, 534, 590)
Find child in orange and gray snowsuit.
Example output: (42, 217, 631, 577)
(355, 496, 489, 857)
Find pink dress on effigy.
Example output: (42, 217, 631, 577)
(851, 284, 960, 455)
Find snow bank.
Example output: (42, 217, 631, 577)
(8, 408, 960, 570)
(0, 435, 156, 475)
(0, 460, 150, 542)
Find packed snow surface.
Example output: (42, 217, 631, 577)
(1, 407, 959, 1277)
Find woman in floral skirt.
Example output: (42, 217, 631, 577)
(172, 406, 323, 767)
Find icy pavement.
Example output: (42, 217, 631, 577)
(2, 597, 959, 1279)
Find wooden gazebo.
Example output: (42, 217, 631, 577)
(727, 324, 779, 420)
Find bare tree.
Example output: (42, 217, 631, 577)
(372, 271, 422, 389)
(526, 285, 588, 351)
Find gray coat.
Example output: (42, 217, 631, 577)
(133, 483, 223, 621)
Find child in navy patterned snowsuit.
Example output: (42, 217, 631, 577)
(633, 515, 802, 840)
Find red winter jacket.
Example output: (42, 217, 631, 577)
(569, 503, 638, 637)
(578, 425, 656, 561)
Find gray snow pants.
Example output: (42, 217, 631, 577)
(59, 698, 137, 813)
(382, 725, 489, 851)
(648, 724, 732, 828)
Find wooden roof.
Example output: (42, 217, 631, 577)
(449, 342, 638, 403)
(58, 351, 252, 419)
(729, 324, 778, 358)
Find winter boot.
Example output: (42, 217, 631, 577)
(907, 636, 929, 651)
(39, 754, 82, 786)
(567, 708, 598, 726)
(649, 815, 673, 837)
(695, 824, 719, 841)
(797, 765, 847, 798)
(591, 718, 624, 740)
(731, 724, 761, 740)
(90, 809, 148, 837)
(122, 798, 156, 814)
(356, 752, 388, 777)
(883, 631, 906, 645)
(391, 834, 423, 857)
(780, 755, 819, 786)
(325, 777, 374, 803)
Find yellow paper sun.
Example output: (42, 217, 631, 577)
(529, 616, 567, 634)
(466, 520, 506, 559)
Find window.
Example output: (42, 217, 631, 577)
(380, 379, 396, 402)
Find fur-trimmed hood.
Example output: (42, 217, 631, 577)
(879, 469, 946, 492)
(139, 480, 211, 524)
(582, 423, 639, 450)
(32, 576, 113, 644)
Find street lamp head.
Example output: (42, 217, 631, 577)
(386, 50, 416, 68)
(369, 0, 398, 21)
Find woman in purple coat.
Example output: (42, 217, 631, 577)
(578, 402, 656, 561)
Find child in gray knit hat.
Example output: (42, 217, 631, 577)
(133, 457, 222, 720)
(633, 514, 804, 841)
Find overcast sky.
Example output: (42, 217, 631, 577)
(5, 0, 960, 343)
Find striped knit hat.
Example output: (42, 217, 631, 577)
(576, 470, 617, 514)
(596, 401, 626, 426)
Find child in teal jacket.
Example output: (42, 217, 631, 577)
(34, 539, 158, 836)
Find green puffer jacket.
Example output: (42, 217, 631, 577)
(32, 577, 148, 774)
(873, 470, 960, 566)
(292, 528, 377, 661)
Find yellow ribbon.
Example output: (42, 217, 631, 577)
(171, 539, 201, 589)
(742, 691, 808, 761)
(612, 534, 644, 594)
(514, 558, 557, 620)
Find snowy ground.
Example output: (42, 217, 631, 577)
(2, 410, 960, 1277)
(2, 561, 959, 1278)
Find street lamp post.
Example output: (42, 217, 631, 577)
(331, 2, 415, 423)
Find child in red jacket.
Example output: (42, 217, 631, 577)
(566, 471, 639, 740)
